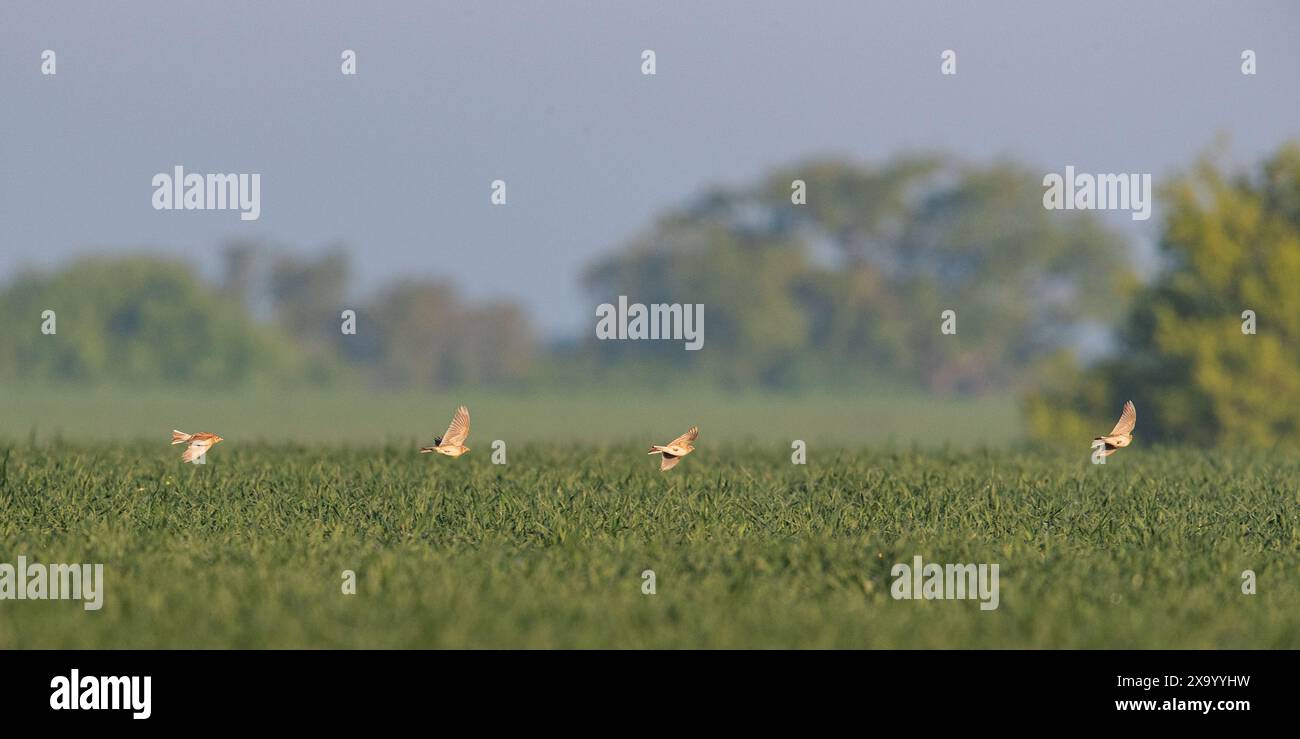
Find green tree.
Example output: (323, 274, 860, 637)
(584, 219, 812, 387)
(584, 154, 1135, 391)
(269, 248, 350, 350)
(1025, 143, 1300, 446)
(0, 255, 307, 387)
(360, 280, 536, 389)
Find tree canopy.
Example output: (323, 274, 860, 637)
(1025, 143, 1300, 446)
(584, 154, 1136, 391)
(0, 255, 305, 387)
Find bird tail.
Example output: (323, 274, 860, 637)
(419, 446, 436, 454)
(648, 445, 664, 454)
(171, 430, 192, 445)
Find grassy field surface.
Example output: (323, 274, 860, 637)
(1, 442, 1295, 648)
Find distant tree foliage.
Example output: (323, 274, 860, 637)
(1025, 143, 1300, 446)
(0, 250, 538, 390)
(354, 280, 536, 389)
(584, 155, 1136, 392)
(0, 256, 304, 387)
(269, 248, 350, 350)
(16, 150, 1236, 400)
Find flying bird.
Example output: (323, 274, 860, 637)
(171, 430, 224, 464)
(420, 405, 471, 457)
(1092, 401, 1136, 457)
(648, 425, 698, 471)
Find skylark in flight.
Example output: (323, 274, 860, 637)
(171, 430, 224, 464)
(1092, 400, 1136, 457)
(420, 405, 471, 457)
(648, 425, 698, 471)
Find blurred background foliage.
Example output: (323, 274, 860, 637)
(2, 144, 1297, 446)
(0, 256, 306, 388)
(582, 153, 1135, 392)
(1025, 142, 1300, 448)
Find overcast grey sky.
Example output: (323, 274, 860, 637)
(3, 1, 1297, 336)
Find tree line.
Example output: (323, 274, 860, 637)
(3, 143, 1297, 446)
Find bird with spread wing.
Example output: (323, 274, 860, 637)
(420, 405, 471, 457)
(1092, 401, 1136, 458)
(171, 430, 224, 464)
(648, 425, 698, 471)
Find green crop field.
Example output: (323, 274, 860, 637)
(1, 439, 1296, 648)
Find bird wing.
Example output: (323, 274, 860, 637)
(660, 454, 682, 471)
(441, 405, 471, 447)
(668, 425, 698, 448)
(182, 438, 210, 463)
(1108, 401, 1136, 436)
